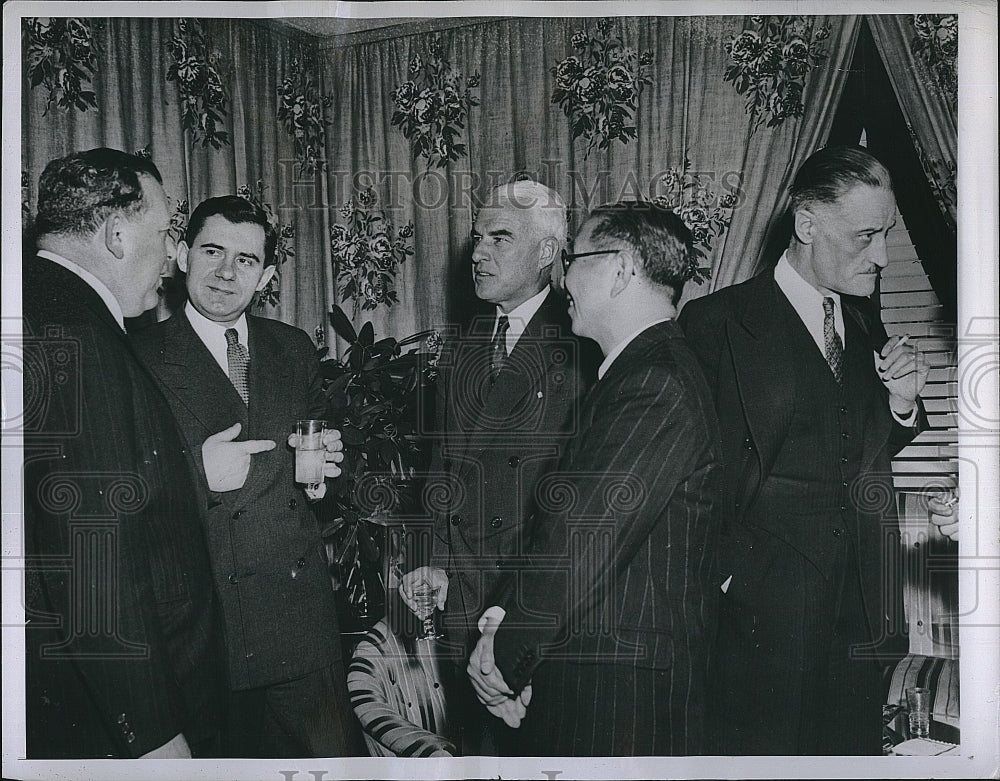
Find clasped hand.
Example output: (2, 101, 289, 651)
(467, 614, 532, 728)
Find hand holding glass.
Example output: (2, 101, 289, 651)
(294, 419, 326, 489)
(411, 582, 442, 641)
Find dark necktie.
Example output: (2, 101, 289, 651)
(225, 328, 250, 404)
(489, 315, 510, 384)
(822, 297, 844, 385)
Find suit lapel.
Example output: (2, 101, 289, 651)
(728, 275, 798, 480)
(843, 300, 892, 475)
(157, 309, 247, 433)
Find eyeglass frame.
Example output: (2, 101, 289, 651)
(560, 248, 619, 274)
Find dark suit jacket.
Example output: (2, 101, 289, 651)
(131, 308, 342, 691)
(22, 257, 222, 758)
(426, 288, 599, 658)
(678, 271, 921, 652)
(491, 320, 723, 753)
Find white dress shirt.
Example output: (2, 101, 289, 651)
(185, 302, 249, 378)
(493, 286, 551, 353)
(37, 250, 126, 331)
(774, 252, 915, 426)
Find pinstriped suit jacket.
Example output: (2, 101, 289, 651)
(491, 319, 723, 751)
(23, 257, 223, 758)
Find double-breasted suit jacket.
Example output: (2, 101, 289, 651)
(23, 257, 222, 758)
(426, 289, 599, 659)
(132, 309, 341, 691)
(679, 271, 923, 752)
(491, 320, 724, 756)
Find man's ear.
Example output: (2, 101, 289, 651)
(610, 250, 636, 297)
(175, 241, 190, 274)
(537, 236, 558, 271)
(104, 213, 126, 259)
(793, 208, 817, 245)
(255, 264, 278, 292)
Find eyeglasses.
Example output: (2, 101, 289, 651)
(560, 249, 619, 274)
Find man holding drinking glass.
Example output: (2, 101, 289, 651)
(132, 195, 361, 757)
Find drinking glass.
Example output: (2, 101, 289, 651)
(294, 419, 326, 489)
(906, 686, 931, 738)
(410, 582, 442, 641)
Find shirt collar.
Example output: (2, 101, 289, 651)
(185, 301, 249, 349)
(37, 250, 126, 331)
(598, 317, 674, 380)
(774, 251, 844, 342)
(494, 285, 550, 348)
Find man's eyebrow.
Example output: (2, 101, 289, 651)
(486, 227, 514, 238)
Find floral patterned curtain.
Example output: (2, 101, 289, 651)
(322, 15, 865, 332)
(867, 14, 957, 231)
(21, 18, 335, 338)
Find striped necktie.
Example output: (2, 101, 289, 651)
(489, 315, 509, 385)
(822, 297, 844, 385)
(225, 328, 250, 404)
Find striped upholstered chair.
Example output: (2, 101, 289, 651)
(347, 619, 455, 757)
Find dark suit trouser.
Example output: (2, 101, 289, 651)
(516, 660, 700, 756)
(709, 539, 883, 755)
(219, 661, 363, 758)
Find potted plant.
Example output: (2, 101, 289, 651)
(317, 305, 442, 632)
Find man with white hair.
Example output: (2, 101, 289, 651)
(400, 179, 599, 753)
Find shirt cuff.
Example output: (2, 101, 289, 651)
(891, 404, 918, 427)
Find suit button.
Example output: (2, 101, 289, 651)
(117, 713, 126, 725)
(495, 560, 503, 569)
(842, 481, 849, 488)
(833, 528, 843, 537)
(840, 456, 849, 463)
(289, 498, 298, 510)
(126, 732, 136, 744)
(229, 573, 238, 584)
(232, 510, 243, 520)
(840, 406, 848, 414)
(296, 557, 307, 568)
(450, 514, 462, 526)
(841, 432, 850, 440)
(840, 505, 848, 512)
(490, 516, 502, 528)
(508, 456, 520, 468)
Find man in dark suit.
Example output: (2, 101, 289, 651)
(22, 148, 224, 758)
(468, 201, 723, 756)
(678, 145, 928, 755)
(131, 196, 360, 758)
(398, 180, 599, 753)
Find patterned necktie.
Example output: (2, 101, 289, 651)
(489, 315, 510, 384)
(225, 328, 250, 404)
(822, 297, 844, 385)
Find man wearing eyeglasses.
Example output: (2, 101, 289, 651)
(467, 201, 723, 755)
(399, 179, 599, 754)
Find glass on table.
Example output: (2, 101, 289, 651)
(906, 686, 931, 738)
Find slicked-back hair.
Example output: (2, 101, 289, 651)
(491, 179, 568, 253)
(586, 201, 694, 306)
(35, 147, 163, 238)
(185, 195, 278, 267)
(789, 145, 893, 214)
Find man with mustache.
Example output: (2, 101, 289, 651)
(679, 145, 928, 755)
